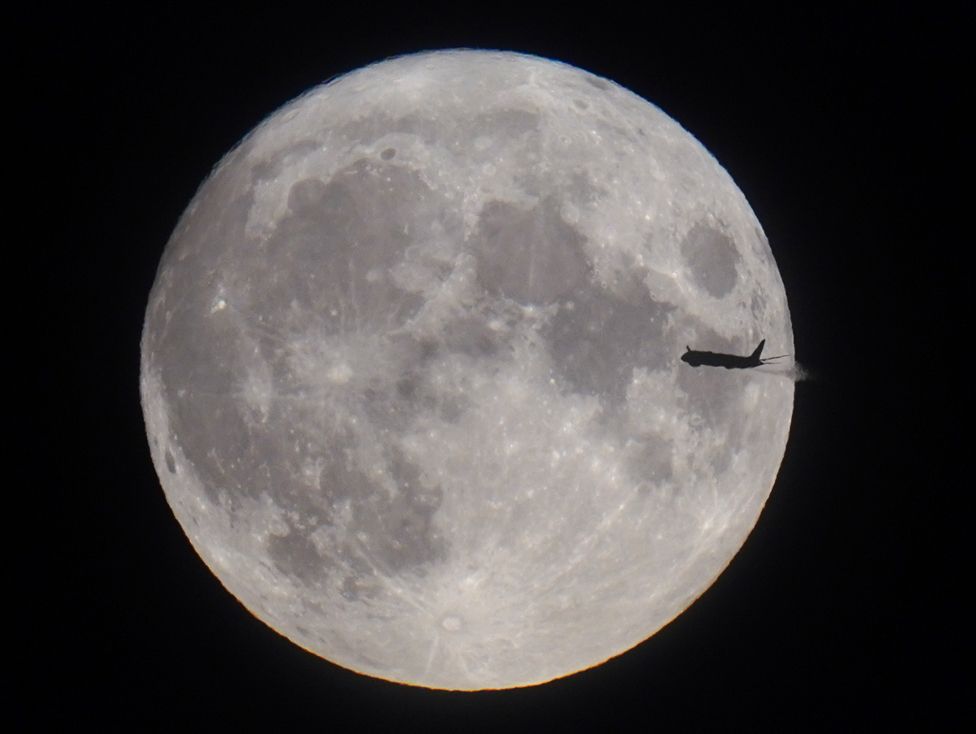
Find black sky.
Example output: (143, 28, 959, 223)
(19, 4, 967, 730)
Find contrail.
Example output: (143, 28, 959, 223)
(789, 362, 814, 382)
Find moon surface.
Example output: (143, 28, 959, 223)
(140, 49, 793, 690)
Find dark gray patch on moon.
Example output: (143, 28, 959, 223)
(584, 74, 610, 91)
(471, 108, 540, 140)
(315, 435, 368, 506)
(565, 171, 604, 205)
(709, 442, 732, 476)
(251, 139, 322, 182)
(439, 315, 502, 358)
(626, 436, 674, 493)
(681, 223, 740, 298)
(268, 526, 328, 584)
(545, 283, 673, 406)
(287, 177, 330, 213)
(253, 158, 439, 331)
(165, 390, 275, 506)
(472, 198, 589, 303)
(337, 108, 540, 154)
(351, 454, 446, 574)
(341, 573, 377, 602)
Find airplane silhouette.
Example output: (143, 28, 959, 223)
(680, 339, 789, 369)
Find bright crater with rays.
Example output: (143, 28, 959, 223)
(141, 50, 793, 690)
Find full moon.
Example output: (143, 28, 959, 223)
(141, 50, 793, 690)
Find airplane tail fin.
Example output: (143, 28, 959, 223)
(750, 339, 765, 359)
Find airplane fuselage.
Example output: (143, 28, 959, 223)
(680, 350, 761, 369)
(680, 339, 768, 370)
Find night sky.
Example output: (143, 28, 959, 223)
(20, 4, 966, 730)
